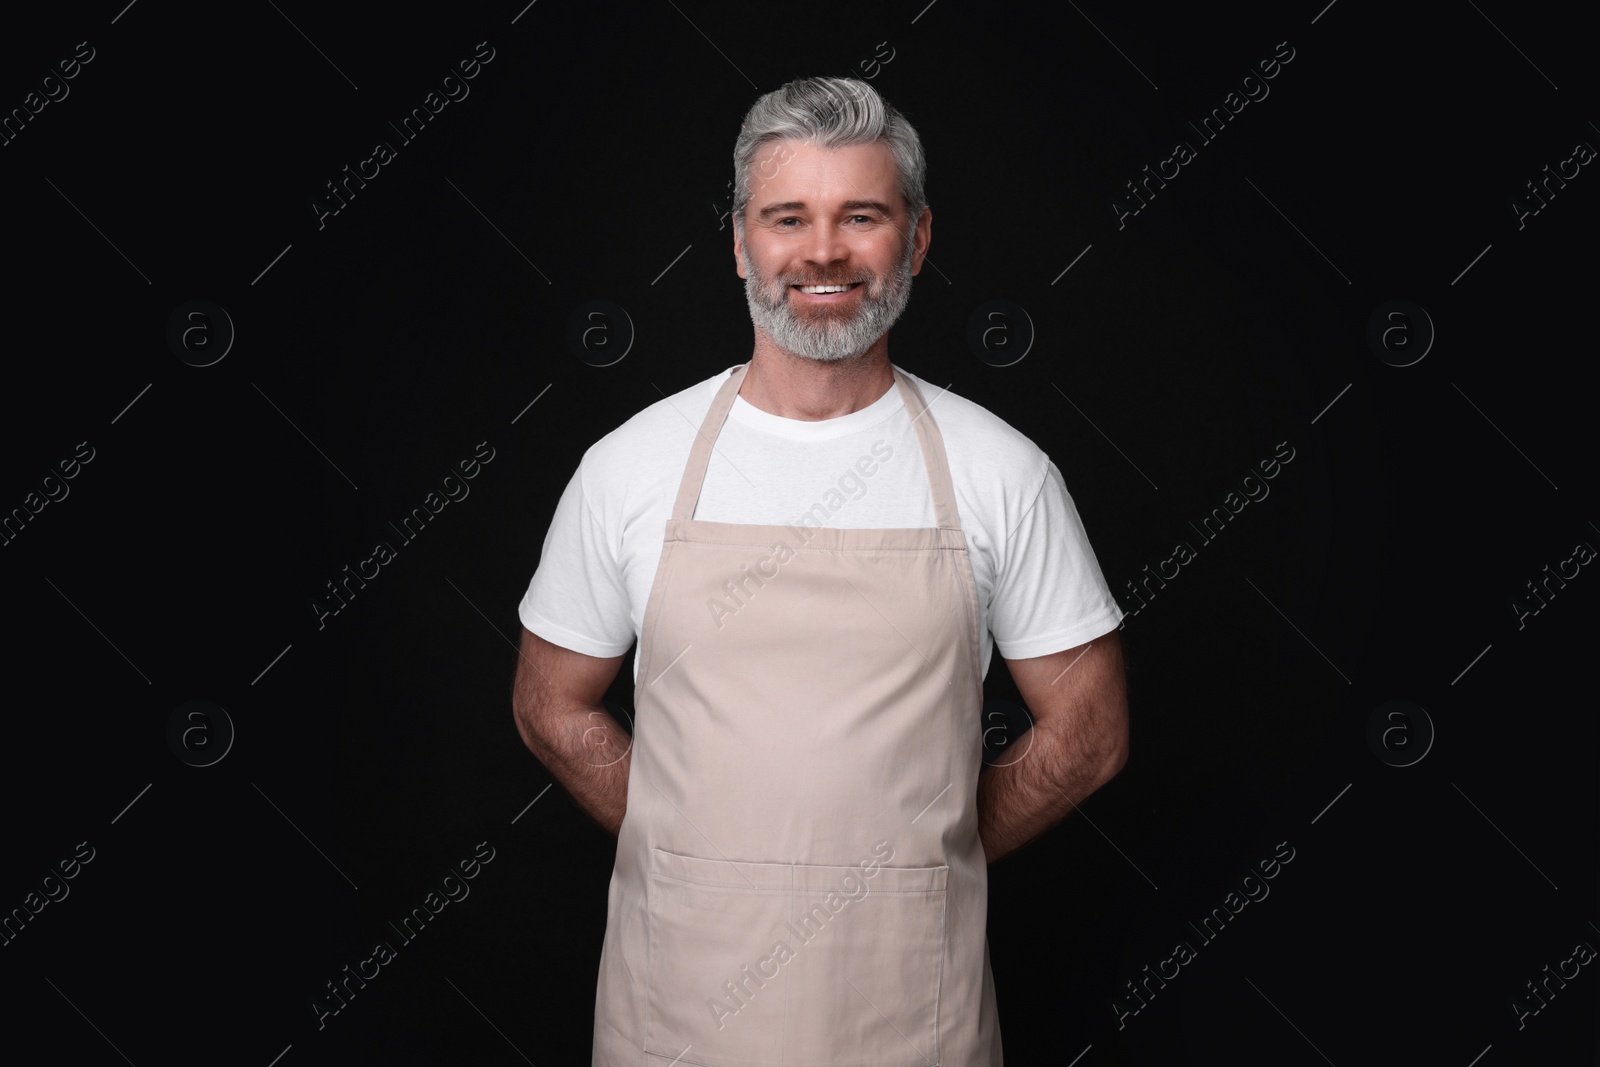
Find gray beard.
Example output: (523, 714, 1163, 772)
(740, 234, 917, 363)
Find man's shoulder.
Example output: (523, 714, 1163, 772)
(898, 367, 1050, 487)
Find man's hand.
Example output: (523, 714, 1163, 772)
(978, 628, 1129, 863)
(510, 627, 629, 834)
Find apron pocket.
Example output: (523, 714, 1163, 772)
(644, 846, 947, 1067)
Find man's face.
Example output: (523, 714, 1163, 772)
(734, 138, 931, 363)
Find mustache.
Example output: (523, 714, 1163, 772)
(785, 275, 869, 287)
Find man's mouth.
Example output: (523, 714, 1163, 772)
(792, 282, 863, 295)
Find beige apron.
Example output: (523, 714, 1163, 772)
(592, 362, 1001, 1066)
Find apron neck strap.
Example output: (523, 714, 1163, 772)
(671, 362, 965, 532)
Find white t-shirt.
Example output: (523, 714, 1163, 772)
(519, 364, 1124, 684)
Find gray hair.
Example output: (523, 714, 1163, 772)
(732, 76, 927, 233)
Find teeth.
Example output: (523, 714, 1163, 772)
(797, 284, 855, 293)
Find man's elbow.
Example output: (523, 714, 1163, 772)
(511, 702, 531, 754)
(510, 678, 546, 757)
(1101, 731, 1129, 784)
(512, 702, 537, 754)
(1097, 710, 1130, 786)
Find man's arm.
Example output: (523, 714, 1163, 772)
(510, 626, 630, 834)
(977, 627, 1128, 863)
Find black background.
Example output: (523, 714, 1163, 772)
(1, 1, 1594, 1064)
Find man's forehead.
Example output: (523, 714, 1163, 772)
(748, 138, 901, 205)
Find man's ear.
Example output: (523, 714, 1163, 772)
(910, 207, 932, 275)
(732, 218, 747, 279)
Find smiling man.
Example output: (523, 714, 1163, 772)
(512, 76, 1128, 1065)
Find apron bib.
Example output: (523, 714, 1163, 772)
(592, 362, 1001, 1066)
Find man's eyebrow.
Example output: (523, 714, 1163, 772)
(755, 201, 807, 220)
(755, 199, 897, 221)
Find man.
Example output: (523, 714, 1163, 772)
(513, 75, 1128, 1065)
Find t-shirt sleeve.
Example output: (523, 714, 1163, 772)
(989, 460, 1124, 660)
(517, 463, 636, 658)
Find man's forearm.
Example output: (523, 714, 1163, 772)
(976, 715, 1124, 863)
(514, 697, 632, 835)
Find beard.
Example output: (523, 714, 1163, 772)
(740, 232, 918, 363)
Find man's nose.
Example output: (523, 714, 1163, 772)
(802, 221, 850, 266)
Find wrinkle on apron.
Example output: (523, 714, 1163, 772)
(592, 363, 1001, 1066)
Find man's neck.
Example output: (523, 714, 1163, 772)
(739, 338, 894, 422)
